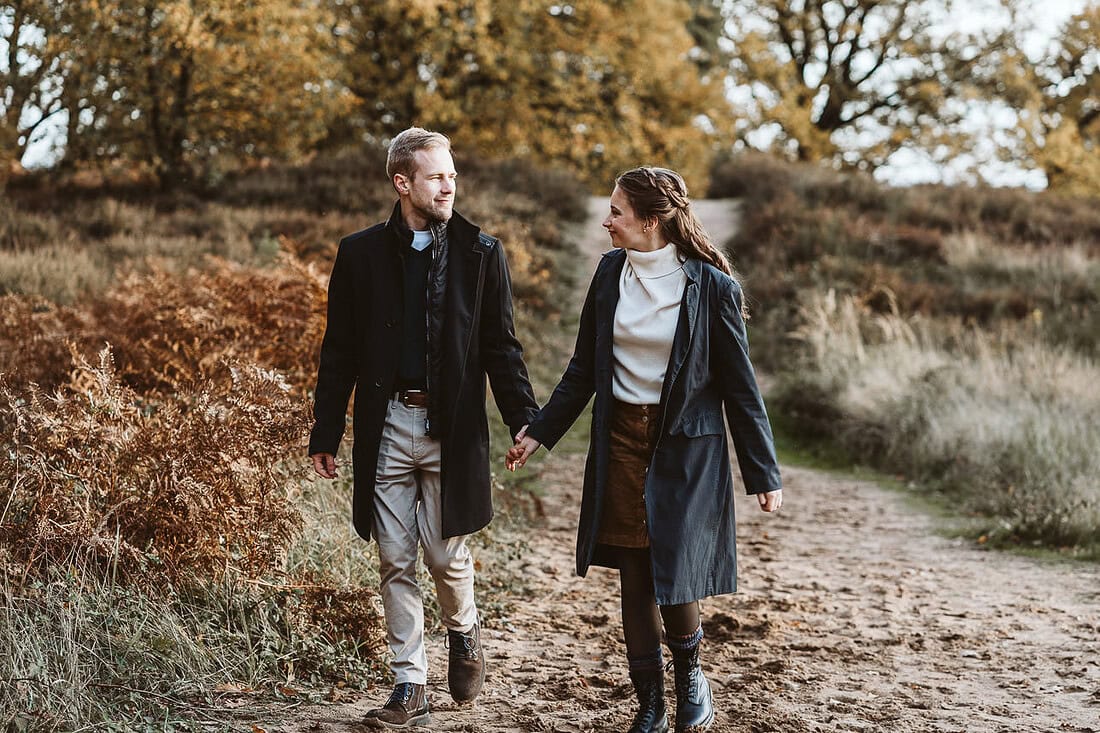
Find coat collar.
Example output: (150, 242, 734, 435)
(384, 201, 481, 252)
(595, 250, 702, 404)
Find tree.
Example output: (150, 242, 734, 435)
(335, 0, 732, 188)
(1023, 3, 1100, 197)
(722, 0, 1013, 171)
(57, 0, 350, 184)
(0, 1, 67, 176)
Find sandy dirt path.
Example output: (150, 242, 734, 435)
(271, 198, 1099, 733)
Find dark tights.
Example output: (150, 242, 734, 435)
(617, 547, 699, 660)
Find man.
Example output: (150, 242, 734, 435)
(309, 127, 538, 728)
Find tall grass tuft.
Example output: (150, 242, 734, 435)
(1, 554, 385, 730)
(775, 291, 1100, 550)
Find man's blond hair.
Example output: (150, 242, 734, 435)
(387, 127, 451, 181)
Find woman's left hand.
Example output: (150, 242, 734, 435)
(757, 489, 782, 512)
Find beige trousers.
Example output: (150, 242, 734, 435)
(372, 398, 478, 684)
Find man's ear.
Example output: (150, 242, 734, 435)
(394, 173, 410, 195)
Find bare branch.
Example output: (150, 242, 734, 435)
(774, 2, 807, 80)
(853, 2, 912, 87)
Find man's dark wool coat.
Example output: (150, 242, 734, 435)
(309, 203, 538, 541)
(527, 249, 782, 606)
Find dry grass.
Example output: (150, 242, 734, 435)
(775, 292, 1100, 551)
(710, 152, 1100, 553)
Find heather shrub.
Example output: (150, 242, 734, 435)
(0, 245, 112, 304)
(719, 156, 1100, 369)
(708, 150, 802, 202)
(216, 148, 588, 224)
(460, 156, 590, 224)
(217, 149, 395, 215)
(710, 152, 1100, 248)
(0, 199, 65, 251)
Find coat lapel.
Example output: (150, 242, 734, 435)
(595, 251, 627, 383)
(660, 258, 701, 407)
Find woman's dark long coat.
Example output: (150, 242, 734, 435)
(527, 249, 781, 605)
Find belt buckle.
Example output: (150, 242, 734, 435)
(400, 389, 426, 408)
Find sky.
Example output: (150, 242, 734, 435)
(7, 0, 1093, 189)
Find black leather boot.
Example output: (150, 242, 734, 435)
(671, 644, 714, 732)
(627, 667, 669, 733)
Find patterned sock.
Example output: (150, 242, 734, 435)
(665, 624, 703, 653)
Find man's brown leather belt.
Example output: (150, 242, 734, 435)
(394, 389, 429, 408)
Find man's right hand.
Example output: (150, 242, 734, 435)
(311, 453, 338, 479)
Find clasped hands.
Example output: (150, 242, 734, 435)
(506, 425, 539, 472)
(504, 424, 782, 513)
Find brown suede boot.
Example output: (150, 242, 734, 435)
(363, 682, 430, 728)
(447, 623, 486, 702)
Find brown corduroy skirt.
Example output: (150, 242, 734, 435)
(597, 399, 663, 548)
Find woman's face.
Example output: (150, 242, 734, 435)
(602, 185, 651, 250)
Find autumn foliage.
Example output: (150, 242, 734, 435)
(0, 247, 334, 582)
(1, 349, 308, 581)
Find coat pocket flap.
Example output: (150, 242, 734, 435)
(672, 411, 724, 437)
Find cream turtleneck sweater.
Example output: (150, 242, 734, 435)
(612, 243, 687, 405)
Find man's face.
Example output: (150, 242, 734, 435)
(398, 147, 457, 226)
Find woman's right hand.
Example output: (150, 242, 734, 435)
(757, 489, 782, 512)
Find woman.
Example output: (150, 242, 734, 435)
(507, 167, 783, 733)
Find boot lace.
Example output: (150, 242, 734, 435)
(629, 675, 665, 732)
(671, 656, 701, 700)
(447, 628, 480, 659)
(387, 682, 416, 708)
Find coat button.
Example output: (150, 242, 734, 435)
(374, 379, 382, 388)
(385, 320, 394, 328)
(642, 415, 648, 423)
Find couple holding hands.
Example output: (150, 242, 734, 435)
(309, 127, 783, 732)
